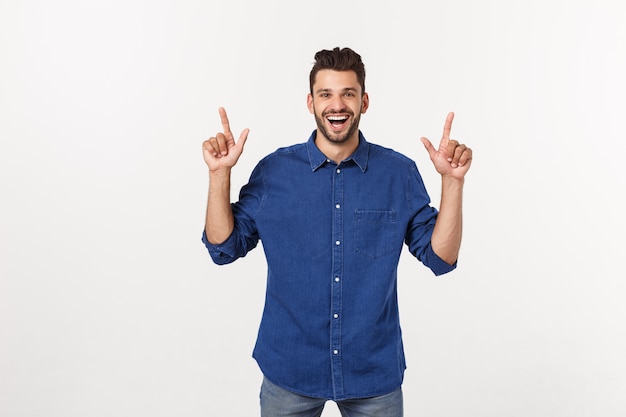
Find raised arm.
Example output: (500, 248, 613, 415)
(202, 107, 249, 244)
(420, 112, 473, 265)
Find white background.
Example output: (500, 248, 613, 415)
(1, 1, 625, 416)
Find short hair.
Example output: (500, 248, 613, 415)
(309, 47, 366, 95)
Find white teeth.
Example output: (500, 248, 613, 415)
(327, 116, 348, 121)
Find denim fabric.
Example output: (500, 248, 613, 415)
(260, 377, 403, 417)
(202, 131, 456, 400)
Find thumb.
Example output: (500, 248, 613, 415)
(420, 136, 435, 156)
(237, 128, 250, 149)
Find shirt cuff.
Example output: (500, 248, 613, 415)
(424, 244, 457, 276)
(202, 229, 238, 261)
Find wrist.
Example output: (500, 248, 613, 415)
(441, 174, 464, 188)
(208, 167, 232, 178)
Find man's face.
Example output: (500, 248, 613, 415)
(307, 70, 369, 145)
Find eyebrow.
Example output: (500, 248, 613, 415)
(315, 87, 359, 95)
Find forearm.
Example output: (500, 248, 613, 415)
(431, 176, 464, 265)
(204, 169, 235, 244)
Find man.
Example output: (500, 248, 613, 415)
(201, 47, 472, 417)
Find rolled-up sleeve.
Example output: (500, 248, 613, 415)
(202, 229, 244, 265)
(420, 243, 457, 276)
(201, 163, 265, 265)
(404, 164, 457, 276)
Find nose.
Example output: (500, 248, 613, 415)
(328, 95, 346, 112)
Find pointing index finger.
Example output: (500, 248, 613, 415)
(218, 107, 233, 139)
(442, 111, 454, 142)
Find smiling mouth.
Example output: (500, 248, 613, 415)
(326, 115, 349, 128)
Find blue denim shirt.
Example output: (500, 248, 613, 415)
(202, 131, 456, 400)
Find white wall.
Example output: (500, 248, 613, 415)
(1, 1, 625, 416)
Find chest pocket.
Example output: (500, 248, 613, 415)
(354, 210, 398, 259)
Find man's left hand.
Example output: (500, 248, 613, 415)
(420, 112, 472, 180)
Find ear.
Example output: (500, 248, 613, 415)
(307, 94, 314, 114)
(361, 92, 369, 114)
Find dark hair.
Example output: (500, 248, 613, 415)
(309, 47, 366, 95)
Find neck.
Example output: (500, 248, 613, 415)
(315, 131, 359, 164)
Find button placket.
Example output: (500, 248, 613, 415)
(330, 163, 344, 397)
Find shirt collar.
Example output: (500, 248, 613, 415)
(306, 130, 369, 172)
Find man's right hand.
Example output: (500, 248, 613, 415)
(202, 107, 249, 172)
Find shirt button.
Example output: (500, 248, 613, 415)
(336, 169, 341, 174)
(333, 349, 339, 355)
(335, 204, 340, 209)
(335, 277, 340, 282)
(333, 313, 339, 319)
(335, 240, 340, 245)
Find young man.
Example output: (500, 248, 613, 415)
(202, 47, 472, 417)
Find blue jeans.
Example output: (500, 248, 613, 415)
(260, 377, 403, 417)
